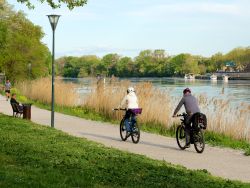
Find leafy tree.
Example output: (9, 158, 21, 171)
(101, 54, 120, 76)
(224, 47, 250, 71)
(169, 54, 186, 75)
(63, 61, 79, 77)
(15, 0, 87, 10)
(56, 48, 250, 78)
(0, 1, 51, 82)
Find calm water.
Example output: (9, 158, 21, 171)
(62, 77, 250, 105)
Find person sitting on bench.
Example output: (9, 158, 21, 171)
(10, 93, 23, 111)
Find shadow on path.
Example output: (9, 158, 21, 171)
(80, 132, 190, 152)
(140, 140, 181, 151)
(80, 132, 121, 142)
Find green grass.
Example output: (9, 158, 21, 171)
(8, 90, 250, 156)
(0, 114, 249, 188)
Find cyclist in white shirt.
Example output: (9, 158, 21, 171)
(118, 87, 139, 133)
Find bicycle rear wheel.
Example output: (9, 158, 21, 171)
(194, 129, 205, 153)
(120, 119, 127, 141)
(176, 124, 186, 150)
(131, 124, 140, 144)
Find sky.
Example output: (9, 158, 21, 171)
(7, 0, 250, 58)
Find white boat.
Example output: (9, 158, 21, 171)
(210, 74, 217, 81)
(184, 74, 195, 80)
(222, 74, 229, 82)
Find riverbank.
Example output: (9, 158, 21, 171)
(195, 72, 250, 80)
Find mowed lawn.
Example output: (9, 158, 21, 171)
(0, 114, 248, 188)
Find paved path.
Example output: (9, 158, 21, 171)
(1, 96, 250, 182)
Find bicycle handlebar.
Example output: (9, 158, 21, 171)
(173, 113, 187, 117)
(113, 108, 126, 111)
(176, 114, 184, 117)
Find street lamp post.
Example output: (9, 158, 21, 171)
(47, 14, 60, 128)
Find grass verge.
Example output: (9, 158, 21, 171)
(0, 114, 249, 187)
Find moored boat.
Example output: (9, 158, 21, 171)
(210, 74, 217, 81)
(184, 73, 195, 80)
(222, 74, 229, 82)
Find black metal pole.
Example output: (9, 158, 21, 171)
(51, 28, 55, 128)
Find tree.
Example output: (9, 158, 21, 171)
(0, 1, 51, 81)
(101, 54, 120, 76)
(55, 48, 250, 78)
(63, 61, 79, 77)
(15, 0, 87, 10)
(225, 47, 250, 71)
(116, 57, 134, 77)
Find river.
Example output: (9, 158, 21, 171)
(62, 77, 250, 105)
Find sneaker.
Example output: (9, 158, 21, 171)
(185, 144, 190, 148)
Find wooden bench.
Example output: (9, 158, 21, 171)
(10, 103, 23, 118)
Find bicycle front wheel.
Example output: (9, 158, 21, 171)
(131, 124, 140, 144)
(120, 119, 127, 141)
(176, 124, 186, 150)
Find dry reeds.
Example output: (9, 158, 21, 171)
(84, 80, 250, 141)
(16, 77, 79, 107)
(84, 81, 176, 126)
(17, 77, 250, 142)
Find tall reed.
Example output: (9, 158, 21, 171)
(16, 78, 79, 107)
(84, 80, 250, 141)
(17, 77, 250, 141)
(84, 81, 176, 126)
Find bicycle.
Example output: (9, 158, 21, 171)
(113, 108, 142, 144)
(175, 113, 206, 153)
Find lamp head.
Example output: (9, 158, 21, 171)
(47, 14, 60, 30)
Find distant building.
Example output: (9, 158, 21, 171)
(222, 61, 236, 72)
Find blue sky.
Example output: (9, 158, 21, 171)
(8, 0, 250, 58)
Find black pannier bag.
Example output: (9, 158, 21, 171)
(191, 112, 207, 129)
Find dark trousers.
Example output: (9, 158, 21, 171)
(124, 109, 136, 132)
(184, 115, 193, 145)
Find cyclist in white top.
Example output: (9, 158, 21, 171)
(118, 87, 139, 132)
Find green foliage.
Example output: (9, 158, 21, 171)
(0, 114, 248, 187)
(58, 56, 101, 78)
(57, 47, 250, 78)
(16, 0, 87, 10)
(0, 1, 51, 82)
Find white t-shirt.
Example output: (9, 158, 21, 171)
(120, 92, 139, 109)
